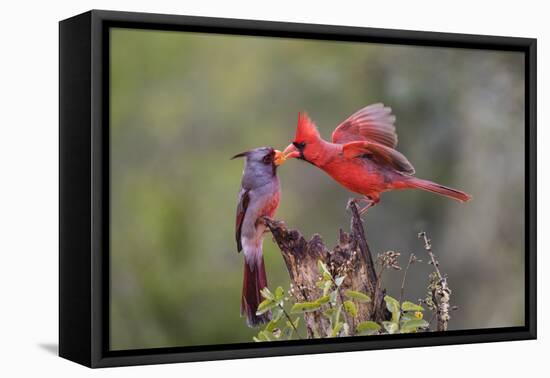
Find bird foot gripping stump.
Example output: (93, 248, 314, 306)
(263, 200, 389, 338)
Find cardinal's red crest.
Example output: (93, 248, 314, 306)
(294, 112, 320, 142)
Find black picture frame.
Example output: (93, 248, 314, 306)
(59, 9, 537, 368)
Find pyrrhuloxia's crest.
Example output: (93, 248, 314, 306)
(231, 151, 249, 160)
(232, 147, 282, 163)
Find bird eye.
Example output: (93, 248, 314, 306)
(263, 154, 273, 164)
(293, 141, 306, 150)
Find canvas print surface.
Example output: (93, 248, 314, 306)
(109, 27, 525, 350)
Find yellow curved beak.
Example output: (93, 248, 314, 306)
(274, 145, 301, 166)
(274, 150, 286, 166)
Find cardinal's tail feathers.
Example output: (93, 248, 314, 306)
(241, 255, 270, 327)
(407, 177, 472, 203)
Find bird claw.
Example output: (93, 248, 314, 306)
(258, 216, 275, 234)
(347, 197, 374, 216)
(358, 202, 373, 215)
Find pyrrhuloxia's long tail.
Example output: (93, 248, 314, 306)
(406, 177, 472, 202)
(241, 255, 270, 327)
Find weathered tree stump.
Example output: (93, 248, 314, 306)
(264, 200, 389, 338)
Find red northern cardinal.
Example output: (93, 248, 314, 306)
(232, 147, 286, 327)
(282, 103, 471, 211)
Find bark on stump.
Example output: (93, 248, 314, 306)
(264, 200, 388, 338)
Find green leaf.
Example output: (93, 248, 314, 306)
(329, 290, 338, 304)
(345, 290, 372, 303)
(284, 318, 300, 339)
(400, 319, 429, 333)
(335, 276, 345, 287)
(318, 260, 331, 277)
(356, 321, 381, 335)
(260, 287, 275, 301)
(342, 322, 350, 337)
(332, 305, 341, 326)
(265, 319, 278, 332)
(343, 300, 358, 317)
(256, 299, 276, 315)
(312, 327, 321, 339)
(271, 307, 283, 322)
(275, 286, 284, 301)
(291, 301, 321, 313)
(401, 301, 424, 312)
(256, 330, 271, 341)
(331, 322, 344, 337)
(384, 295, 401, 323)
(382, 321, 399, 334)
(322, 280, 332, 296)
(323, 308, 335, 318)
(316, 295, 331, 305)
(283, 326, 293, 340)
(259, 330, 272, 341)
(283, 318, 299, 339)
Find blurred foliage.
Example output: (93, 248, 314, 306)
(109, 28, 525, 350)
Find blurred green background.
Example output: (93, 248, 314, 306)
(109, 28, 525, 350)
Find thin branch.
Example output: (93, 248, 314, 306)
(371, 267, 386, 318)
(418, 232, 443, 279)
(418, 232, 451, 332)
(279, 304, 303, 340)
(336, 289, 351, 331)
(398, 253, 415, 307)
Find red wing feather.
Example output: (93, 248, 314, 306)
(342, 140, 415, 175)
(332, 103, 398, 148)
(235, 189, 250, 252)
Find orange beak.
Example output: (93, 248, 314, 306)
(274, 150, 286, 166)
(274, 144, 301, 166)
(273, 144, 301, 166)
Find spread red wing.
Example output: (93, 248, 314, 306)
(342, 140, 415, 175)
(332, 103, 398, 148)
(235, 189, 250, 252)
